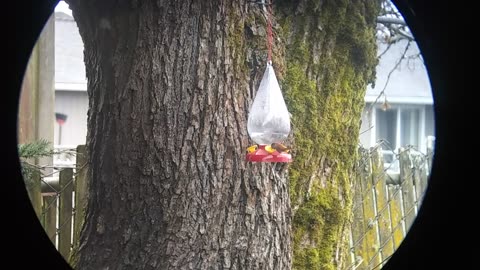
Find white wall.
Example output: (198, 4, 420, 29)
(54, 90, 88, 146)
(55, 12, 87, 90)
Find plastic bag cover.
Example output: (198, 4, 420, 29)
(247, 63, 291, 145)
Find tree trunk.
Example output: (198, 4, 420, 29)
(66, 0, 379, 269)
(276, 1, 380, 269)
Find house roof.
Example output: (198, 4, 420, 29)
(55, 12, 87, 91)
(365, 39, 433, 104)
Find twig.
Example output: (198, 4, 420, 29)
(359, 125, 375, 136)
(366, 40, 412, 115)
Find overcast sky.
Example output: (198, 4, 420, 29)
(55, 1, 72, 16)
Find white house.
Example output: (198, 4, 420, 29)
(54, 11, 88, 147)
(359, 39, 435, 163)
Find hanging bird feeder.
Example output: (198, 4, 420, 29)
(246, 63, 292, 162)
(245, 0, 292, 163)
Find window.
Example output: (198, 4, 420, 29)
(366, 104, 435, 171)
(400, 108, 420, 148)
(374, 105, 424, 151)
(424, 104, 435, 139)
(376, 109, 397, 148)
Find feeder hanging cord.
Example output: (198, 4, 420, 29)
(266, 0, 273, 64)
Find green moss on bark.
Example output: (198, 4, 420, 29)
(277, 0, 380, 269)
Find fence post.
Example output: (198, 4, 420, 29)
(371, 147, 394, 267)
(387, 184, 404, 250)
(415, 136, 435, 205)
(360, 147, 379, 268)
(71, 145, 88, 265)
(412, 152, 428, 206)
(25, 170, 43, 220)
(58, 168, 74, 260)
(426, 136, 435, 172)
(399, 148, 416, 232)
(43, 195, 57, 246)
(351, 148, 369, 269)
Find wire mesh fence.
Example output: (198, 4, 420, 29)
(24, 145, 88, 262)
(22, 138, 433, 268)
(346, 137, 434, 270)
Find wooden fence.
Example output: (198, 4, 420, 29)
(25, 141, 434, 269)
(346, 139, 434, 270)
(27, 145, 88, 263)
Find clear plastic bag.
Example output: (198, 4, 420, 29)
(247, 63, 291, 145)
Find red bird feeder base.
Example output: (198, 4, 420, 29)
(246, 144, 292, 163)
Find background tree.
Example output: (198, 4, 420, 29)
(65, 0, 380, 269)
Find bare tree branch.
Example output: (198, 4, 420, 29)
(366, 41, 412, 115)
(378, 42, 393, 59)
(362, 1, 423, 137)
(376, 0, 414, 45)
(377, 16, 407, 25)
(389, 25, 414, 41)
(359, 124, 375, 136)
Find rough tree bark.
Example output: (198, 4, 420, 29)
(65, 0, 379, 269)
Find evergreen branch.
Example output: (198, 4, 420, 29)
(18, 139, 54, 159)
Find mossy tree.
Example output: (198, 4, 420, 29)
(277, 1, 380, 269)
(65, 0, 380, 269)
